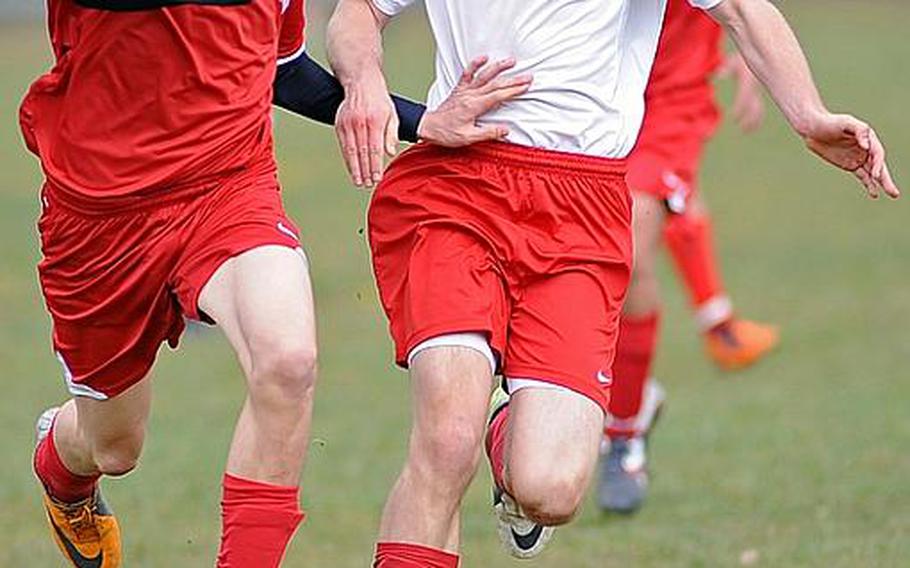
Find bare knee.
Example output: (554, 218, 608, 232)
(249, 340, 318, 405)
(408, 416, 485, 497)
(509, 466, 588, 526)
(91, 432, 145, 477)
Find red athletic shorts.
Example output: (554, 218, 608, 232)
(368, 142, 633, 412)
(37, 156, 301, 400)
(627, 92, 720, 209)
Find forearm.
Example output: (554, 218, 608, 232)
(326, 0, 388, 92)
(711, 0, 826, 136)
(273, 52, 425, 142)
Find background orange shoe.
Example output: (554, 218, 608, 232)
(705, 318, 780, 371)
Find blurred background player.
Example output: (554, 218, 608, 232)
(600, 0, 779, 515)
(327, 0, 899, 565)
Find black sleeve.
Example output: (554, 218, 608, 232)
(273, 51, 426, 143)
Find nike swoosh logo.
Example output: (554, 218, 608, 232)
(276, 221, 299, 242)
(596, 371, 613, 386)
(52, 521, 103, 568)
(511, 524, 544, 552)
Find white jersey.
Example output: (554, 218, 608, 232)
(373, 0, 724, 158)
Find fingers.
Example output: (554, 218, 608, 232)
(335, 107, 363, 187)
(458, 56, 490, 88)
(352, 116, 371, 187)
(472, 57, 517, 90)
(465, 123, 511, 144)
(855, 167, 880, 199)
(475, 76, 533, 112)
(867, 129, 901, 199)
(366, 116, 386, 186)
(879, 163, 901, 199)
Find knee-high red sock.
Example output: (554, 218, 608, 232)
(217, 473, 305, 568)
(607, 313, 660, 438)
(34, 423, 99, 503)
(485, 404, 509, 491)
(374, 542, 459, 568)
(663, 213, 732, 330)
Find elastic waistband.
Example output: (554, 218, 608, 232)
(428, 141, 627, 177)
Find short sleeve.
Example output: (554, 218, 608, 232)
(688, 0, 725, 9)
(371, 0, 417, 17)
(278, 0, 306, 65)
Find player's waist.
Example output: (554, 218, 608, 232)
(422, 140, 627, 178)
(44, 149, 278, 218)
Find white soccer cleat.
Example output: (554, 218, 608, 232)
(493, 486, 555, 559)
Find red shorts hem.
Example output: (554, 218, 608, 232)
(181, 239, 301, 323)
(505, 366, 610, 414)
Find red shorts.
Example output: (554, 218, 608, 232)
(627, 94, 720, 210)
(368, 142, 633, 412)
(37, 158, 301, 399)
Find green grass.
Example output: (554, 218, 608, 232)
(1, 3, 908, 566)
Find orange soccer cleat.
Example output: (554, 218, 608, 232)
(705, 318, 780, 371)
(42, 490, 122, 568)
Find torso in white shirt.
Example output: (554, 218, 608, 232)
(372, 0, 723, 158)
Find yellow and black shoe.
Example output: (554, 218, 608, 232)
(42, 489, 122, 568)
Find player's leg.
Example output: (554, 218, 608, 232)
(35, 380, 151, 568)
(196, 245, 315, 568)
(374, 341, 494, 567)
(34, 198, 189, 568)
(485, 263, 627, 558)
(598, 192, 668, 514)
(663, 194, 779, 370)
(501, 387, 605, 524)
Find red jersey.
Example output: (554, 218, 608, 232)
(647, 0, 724, 104)
(20, 0, 306, 210)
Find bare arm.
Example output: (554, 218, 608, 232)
(717, 51, 765, 133)
(326, 0, 393, 187)
(709, 0, 899, 198)
(327, 0, 532, 187)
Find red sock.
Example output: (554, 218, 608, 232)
(217, 473, 305, 568)
(485, 404, 509, 492)
(607, 313, 660, 438)
(664, 212, 729, 325)
(34, 423, 99, 503)
(374, 542, 459, 568)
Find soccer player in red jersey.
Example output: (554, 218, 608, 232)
(600, 0, 779, 515)
(328, 0, 898, 564)
(329, 0, 898, 563)
(20, 0, 519, 566)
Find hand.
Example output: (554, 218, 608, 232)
(417, 56, 533, 147)
(803, 113, 900, 199)
(335, 75, 399, 187)
(718, 52, 765, 133)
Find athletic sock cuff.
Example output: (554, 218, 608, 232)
(34, 423, 100, 503)
(374, 542, 460, 568)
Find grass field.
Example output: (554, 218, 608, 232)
(1, 3, 908, 566)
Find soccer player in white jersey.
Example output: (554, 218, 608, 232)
(326, 0, 899, 564)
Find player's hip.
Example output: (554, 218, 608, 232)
(369, 141, 632, 261)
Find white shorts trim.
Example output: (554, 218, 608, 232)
(506, 377, 576, 396)
(408, 332, 497, 375)
(56, 351, 108, 401)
